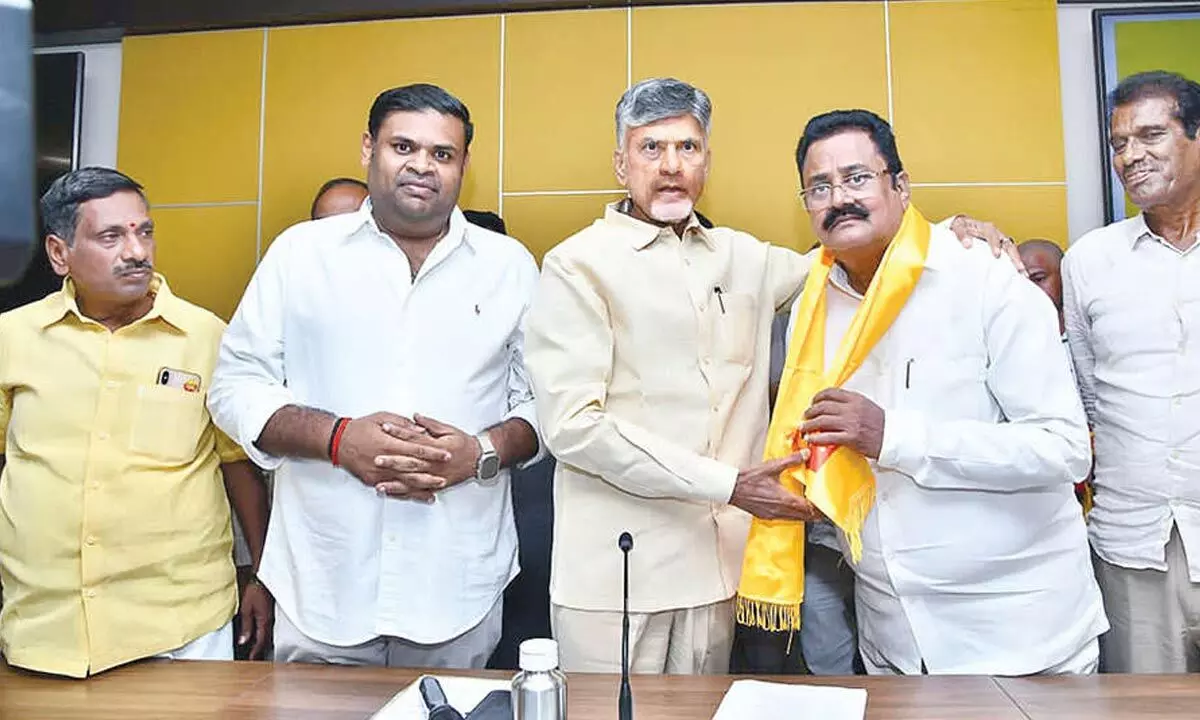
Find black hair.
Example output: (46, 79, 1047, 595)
(462, 209, 507, 235)
(1108, 70, 1200, 139)
(795, 109, 904, 187)
(39, 166, 147, 245)
(368, 83, 474, 148)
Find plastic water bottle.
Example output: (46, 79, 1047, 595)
(512, 638, 567, 720)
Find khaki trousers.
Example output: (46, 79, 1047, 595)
(551, 599, 733, 674)
(1095, 526, 1200, 673)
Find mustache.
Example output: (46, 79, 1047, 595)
(115, 260, 152, 276)
(1123, 162, 1153, 177)
(822, 203, 870, 232)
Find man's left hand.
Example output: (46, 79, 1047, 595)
(374, 414, 481, 497)
(237, 578, 274, 660)
(799, 388, 886, 460)
(949, 215, 1027, 276)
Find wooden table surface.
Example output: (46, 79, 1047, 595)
(1, 659, 1197, 719)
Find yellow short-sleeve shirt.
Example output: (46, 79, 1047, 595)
(0, 275, 245, 677)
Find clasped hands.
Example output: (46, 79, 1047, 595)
(730, 388, 885, 523)
(336, 412, 481, 501)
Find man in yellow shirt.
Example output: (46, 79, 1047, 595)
(0, 167, 272, 677)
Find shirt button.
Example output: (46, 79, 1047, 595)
(1171, 451, 1181, 461)
(97, 432, 110, 441)
(85, 535, 97, 546)
(85, 589, 97, 598)
(89, 481, 100, 490)
(711, 405, 719, 413)
(1173, 398, 1183, 407)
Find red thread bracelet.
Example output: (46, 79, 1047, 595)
(329, 417, 350, 466)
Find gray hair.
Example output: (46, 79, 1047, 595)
(39, 167, 147, 245)
(615, 78, 712, 148)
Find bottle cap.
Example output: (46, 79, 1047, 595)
(518, 638, 559, 672)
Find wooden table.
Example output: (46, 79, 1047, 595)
(1, 660, 1197, 719)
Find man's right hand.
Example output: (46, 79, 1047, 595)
(336, 413, 450, 501)
(730, 451, 825, 522)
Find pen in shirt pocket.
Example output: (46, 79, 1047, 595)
(713, 286, 726, 314)
(904, 358, 914, 389)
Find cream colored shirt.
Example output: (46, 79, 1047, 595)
(524, 203, 811, 613)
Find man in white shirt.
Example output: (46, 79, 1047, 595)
(524, 78, 1020, 675)
(1062, 70, 1200, 673)
(788, 108, 1105, 675)
(208, 84, 541, 668)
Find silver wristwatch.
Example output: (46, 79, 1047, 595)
(475, 432, 501, 484)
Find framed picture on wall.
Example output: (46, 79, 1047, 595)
(1092, 5, 1200, 223)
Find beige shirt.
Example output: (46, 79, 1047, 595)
(524, 203, 811, 613)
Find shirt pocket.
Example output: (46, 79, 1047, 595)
(711, 292, 757, 366)
(129, 384, 206, 463)
(897, 356, 990, 421)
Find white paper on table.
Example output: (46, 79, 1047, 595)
(370, 675, 512, 720)
(712, 679, 867, 720)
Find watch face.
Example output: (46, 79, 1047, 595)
(480, 455, 502, 479)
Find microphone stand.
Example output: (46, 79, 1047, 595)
(618, 531, 634, 720)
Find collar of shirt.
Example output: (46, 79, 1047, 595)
(824, 216, 950, 300)
(1130, 213, 1200, 255)
(343, 198, 476, 272)
(38, 273, 188, 333)
(603, 200, 715, 251)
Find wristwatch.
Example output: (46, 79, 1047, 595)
(475, 432, 502, 485)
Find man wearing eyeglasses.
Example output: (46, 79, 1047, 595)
(523, 79, 1022, 675)
(742, 108, 1106, 676)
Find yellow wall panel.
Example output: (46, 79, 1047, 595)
(504, 193, 624, 261)
(911, 185, 1069, 248)
(890, 0, 1065, 183)
(118, 31, 263, 204)
(260, 17, 501, 251)
(152, 205, 259, 321)
(633, 3, 889, 251)
(504, 10, 628, 193)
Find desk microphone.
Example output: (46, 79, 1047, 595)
(618, 531, 634, 720)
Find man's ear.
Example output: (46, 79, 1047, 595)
(361, 131, 373, 168)
(613, 148, 629, 188)
(45, 235, 70, 277)
(895, 170, 912, 206)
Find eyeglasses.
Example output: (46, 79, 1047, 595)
(798, 169, 891, 209)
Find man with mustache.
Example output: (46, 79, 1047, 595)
(209, 84, 541, 668)
(744, 108, 1105, 675)
(523, 78, 1018, 674)
(1062, 70, 1200, 673)
(0, 167, 272, 676)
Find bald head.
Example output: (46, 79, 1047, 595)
(1018, 239, 1064, 331)
(311, 178, 369, 220)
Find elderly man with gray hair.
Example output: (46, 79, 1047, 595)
(524, 77, 1020, 674)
